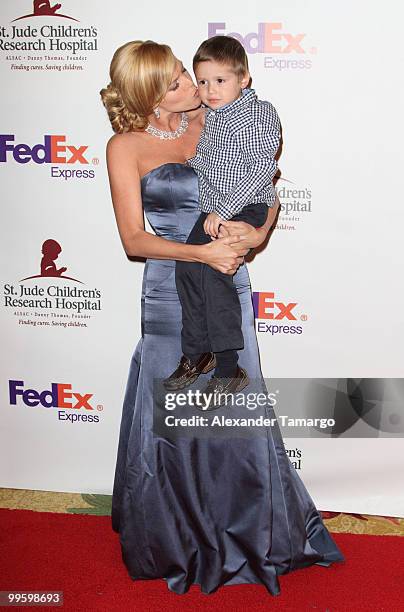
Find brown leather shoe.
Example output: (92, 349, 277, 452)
(196, 366, 249, 411)
(163, 352, 216, 391)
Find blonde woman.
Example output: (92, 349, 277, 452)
(101, 40, 344, 597)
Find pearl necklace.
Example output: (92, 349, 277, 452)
(145, 112, 189, 140)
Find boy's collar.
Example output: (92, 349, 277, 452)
(205, 88, 256, 117)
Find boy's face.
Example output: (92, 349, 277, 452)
(194, 60, 250, 110)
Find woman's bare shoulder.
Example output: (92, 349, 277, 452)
(106, 131, 148, 177)
(106, 130, 142, 157)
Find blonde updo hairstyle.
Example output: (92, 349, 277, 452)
(100, 40, 177, 133)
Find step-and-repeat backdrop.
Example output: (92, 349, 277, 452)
(1, 1, 403, 516)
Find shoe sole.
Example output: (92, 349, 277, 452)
(163, 356, 216, 391)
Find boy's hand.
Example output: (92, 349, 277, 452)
(204, 212, 224, 238)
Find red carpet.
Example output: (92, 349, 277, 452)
(0, 508, 402, 611)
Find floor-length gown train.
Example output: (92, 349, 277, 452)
(111, 163, 345, 595)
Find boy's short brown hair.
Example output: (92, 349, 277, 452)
(193, 35, 249, 79)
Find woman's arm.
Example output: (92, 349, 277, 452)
(218, 195, 280, 251)
(106, 135, 246, 274)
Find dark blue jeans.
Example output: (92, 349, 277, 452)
(175, 202, 267, 356)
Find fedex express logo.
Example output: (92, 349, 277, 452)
(252, 292, 307, 335)
(1, 135, 88, 164)
(208, 22, 316, 55)
(10, 379, 93, 408)
(9, 379, 102, 422)
(0, 134, 98, 179)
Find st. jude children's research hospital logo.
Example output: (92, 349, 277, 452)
(8, 379, 103, 424)
(0, 1, 99, 73)
(0, 134, 98, 180)
(275, 180, 312, 231)
(252, 292, 308, 335)
(11, 1, 79, 22)
(208, 22, 317, 70)
(2, 239, 102, 329)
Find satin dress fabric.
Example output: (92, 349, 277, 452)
(111, 163, 345, 595)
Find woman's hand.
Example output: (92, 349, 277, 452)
(217, 220, 265, 251)
(215, 196, 280, 252)
(200, 236, 247, 274)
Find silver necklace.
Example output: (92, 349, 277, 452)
(145, 112, 189, 140)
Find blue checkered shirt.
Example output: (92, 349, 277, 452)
(187, 88, 281, 220)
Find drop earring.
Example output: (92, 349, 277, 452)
(153, 107, 160, 119)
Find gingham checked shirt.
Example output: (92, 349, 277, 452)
(187, 88, 281, 220)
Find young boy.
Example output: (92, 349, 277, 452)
(163, 35, 281, 403)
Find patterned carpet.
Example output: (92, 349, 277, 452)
(0, 488, 403, 536)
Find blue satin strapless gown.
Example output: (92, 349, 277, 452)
(111, 163, 345, 595)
